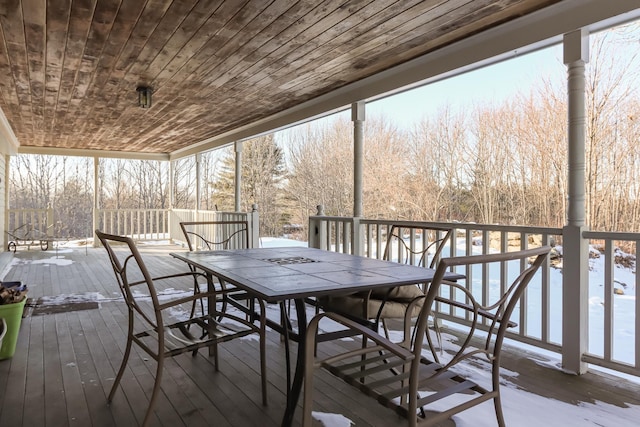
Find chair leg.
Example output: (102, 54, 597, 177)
(218, 293, 230, 322)
(424, 325, 441, 364)
(212, 340, 219, 371)
(259, 306, 268, 406)
(302, 323, 318, 427)
(400, 362, 408, 406)
(108, 319, 134, 403)
(280, 301, 294, 343)
(189, 276, 205, 358)
(302, 372, 315, 427)
(493, 360, 506, 427)
(142, 354, 165, 427)
(493, 394, 506, 427)
(381, 318, 391, 339)
(189, 280, 204, 319)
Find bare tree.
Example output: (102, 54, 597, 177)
(173, 156, 197, 209)
(362, 115, 411, 219)
(408, 106, 469, 221)
(585, 27, 640, 231)
(100, 159, 135, 209)
(199, 150, 224, 211)
(285, 116, 354, 226)
(516, 80, 567, 228)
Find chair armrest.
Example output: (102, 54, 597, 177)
(158, 284, 224, 310)
(128, 271, 223, 311)
(434, 295, 518, 328)
(311, 311, 414, 360)
(128, 271, 205, 287)
(153, 271, 206, 283)
(157, 288, 220, 310)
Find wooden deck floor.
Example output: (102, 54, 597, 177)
(1, 244, 640, 426)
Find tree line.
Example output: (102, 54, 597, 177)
(8, 26, 639, 239)
(282, 26, 639, 235)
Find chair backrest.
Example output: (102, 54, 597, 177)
(95, 229, 162, 329)
(179, 220, 250, 251)
(415, 245, 551, 366)
(382, 224, 453, 268)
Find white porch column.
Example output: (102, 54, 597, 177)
(3, 155, 9, 251)
(169, 159, 174, 210)
(195, 153, 201, 213)
(352, 102, 365, 256)
(352, 101, 365, 218)
(562, 28, 589, 375)
(169, 158, 174, 243)
(235, 141, 243, 212)
(93, 156, 99, 247)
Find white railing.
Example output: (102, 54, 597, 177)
(8, 207, 170, 243)
(6, 208, 54, 250)
(7, 207, 259, 247)
(309, 213, 640, 378)
(582, 230, 640, 377)
(308, 211, 359, 253)
(309, 215, 562, 349)
(96, 209, 169, 241)
(7, 208, 51, 235)
(8, 205, 639, 377)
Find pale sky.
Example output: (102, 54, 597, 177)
(278, 21, 638, 137)
(366, 45, 564, 128)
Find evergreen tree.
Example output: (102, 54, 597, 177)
(210, 135, 287, 237)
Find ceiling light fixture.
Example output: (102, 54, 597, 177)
(136, 86, 152, 108)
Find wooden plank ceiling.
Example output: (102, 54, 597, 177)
(0, 0, 562, 155)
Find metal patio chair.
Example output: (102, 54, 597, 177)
(180, 220, 294, 343)
(179, 220, 253, 319)
(96, 230, 267, 427)
(318, 224, 453, 339)
(303, 246, 551, 427)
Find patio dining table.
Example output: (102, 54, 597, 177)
(170, 246, 464, 427)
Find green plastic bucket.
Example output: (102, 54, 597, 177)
(0, 297, 27, 360)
